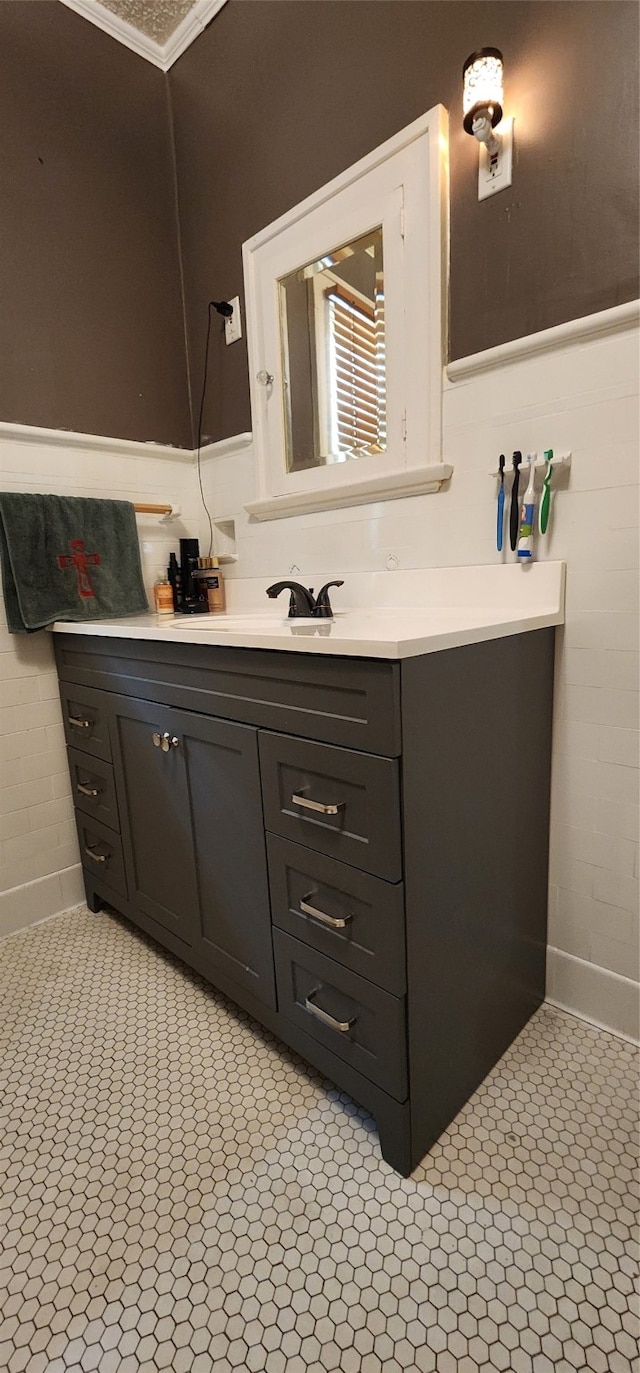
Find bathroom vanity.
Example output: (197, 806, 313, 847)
(52, 565, 564, 1175)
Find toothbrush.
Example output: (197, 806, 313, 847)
(509, 451, 522, 552)
(539, 449, 553, 535)
(496, 454, 506, 552)
(517, 453, 538, 560)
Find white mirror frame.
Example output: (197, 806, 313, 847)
(243, 105, 451, 521)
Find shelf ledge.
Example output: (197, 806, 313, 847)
(245, 464, 453, 522)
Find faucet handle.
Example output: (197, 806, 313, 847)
(313, 580, 344, 619)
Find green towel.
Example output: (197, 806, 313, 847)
(0, 493, 149, 633)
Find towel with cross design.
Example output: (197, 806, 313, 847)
(0, 493, 149, 633)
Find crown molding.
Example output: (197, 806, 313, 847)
(161, 0, 227, 68)
(59, 0, 227, 71)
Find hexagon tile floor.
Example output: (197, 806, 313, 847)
(0, 907, 638, 1373)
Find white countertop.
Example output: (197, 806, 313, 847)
(51, 563, 565, 660)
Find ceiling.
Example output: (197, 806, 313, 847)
(59, 0, 227, 70)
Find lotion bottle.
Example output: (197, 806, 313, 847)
(195, 556, 226, 612)
(154, 569, 174, 615)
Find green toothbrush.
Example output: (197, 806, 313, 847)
(539, 450, 553, 535)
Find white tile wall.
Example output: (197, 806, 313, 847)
(0, 429, 198, 938)
(199, 317, 639, 1040)
(1, 317, 637, 1039)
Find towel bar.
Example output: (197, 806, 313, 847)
(133, 503, 181, 520)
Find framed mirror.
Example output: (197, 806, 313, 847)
(243, 106, 451, 520)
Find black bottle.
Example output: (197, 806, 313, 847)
(168, 552, 182, 612)
(179, 538, 208, 614)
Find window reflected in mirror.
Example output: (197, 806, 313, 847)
(278, 228, 386, 474)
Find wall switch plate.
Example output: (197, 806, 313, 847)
(225, 296, 242, 345)
(478, 118, 513, 201)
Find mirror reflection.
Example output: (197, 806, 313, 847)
(278, 227, 386, 474)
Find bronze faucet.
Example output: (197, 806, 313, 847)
(266, 580, 344, 619)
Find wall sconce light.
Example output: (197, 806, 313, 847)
(463, 47, 513, 201)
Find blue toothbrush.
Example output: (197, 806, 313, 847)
(496, 454, 506, 552)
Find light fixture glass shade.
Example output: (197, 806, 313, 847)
(463, 48, 504, 133)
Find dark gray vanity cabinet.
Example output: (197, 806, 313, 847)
(54, 628, 555, 1176)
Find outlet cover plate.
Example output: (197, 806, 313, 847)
(225, 296, 242, 344)
(478, 118, 513, 201)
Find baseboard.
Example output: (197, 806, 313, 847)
(0, 865, 85, 940)
(546, 946, 639, 1044)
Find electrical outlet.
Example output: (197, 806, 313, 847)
(225, 296, 242, 345)
(478, 118, 513, 201)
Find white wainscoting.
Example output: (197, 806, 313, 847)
(0, 424, 198, 939)
(199, 306, 639, 1041)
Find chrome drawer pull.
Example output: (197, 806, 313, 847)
(304, 989, 355, 1033)
(291, 793, 344, 816)
(68, 715, 92, 729)
(300, 896, 352, 930)
(84, 844, 108, 864)
(77, 782, 100, 798)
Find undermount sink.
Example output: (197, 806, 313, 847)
(169, 614, 299, 630)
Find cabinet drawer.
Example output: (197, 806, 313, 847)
(68, 748, 119, 832)
(267, 836, 406, 995)
(274, 930, 407, 1101)
(60, 682, 111, 761)
(259, 732, 402, 881)
(76, 813, 126, 897)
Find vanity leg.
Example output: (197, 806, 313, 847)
(376, 1103, 414, 1177)
(84, 879, 103, 914)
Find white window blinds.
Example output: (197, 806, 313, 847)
(326, 286, 386, 456)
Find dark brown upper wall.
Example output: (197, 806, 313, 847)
(169, 0, 639, 445)
(0, 2, 191, 446)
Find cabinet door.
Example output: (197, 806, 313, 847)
(110, 697, 200, 945)
(110, 696, 275, 1008)
(184, 711, 276, 1009)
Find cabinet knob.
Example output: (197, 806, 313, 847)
(256, 369, 274, 387)
(153, 731, 179, 751)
